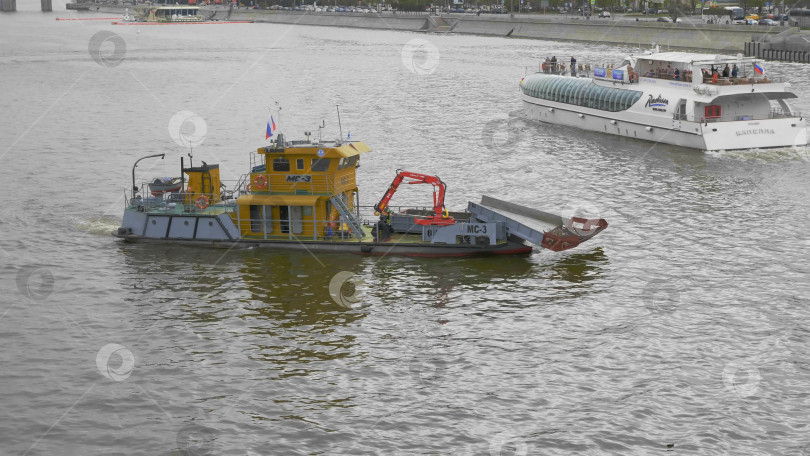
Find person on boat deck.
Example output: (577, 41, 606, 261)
(731, 64, 739, 78)
(543, 57, 550, 73)
(550, 56, 558, 73)
(570, 56, 577, 77)
(711, 69, 719, 83)
(327, 211, 340, 236)
(722, 64, 730, 78)
(673, 67, 680, 81)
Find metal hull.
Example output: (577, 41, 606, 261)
(111, 232, 533, 257)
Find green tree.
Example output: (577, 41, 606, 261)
(665, 0, 687, 20)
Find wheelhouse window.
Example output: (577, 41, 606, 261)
(272, 158, 290, 172)
(296, 159, 304, 170)
(311, 159, 330, 172)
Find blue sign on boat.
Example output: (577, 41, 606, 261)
(593, 67, 607, 78)
(317, 149, 325, 157)
(611, 69, 624, 80)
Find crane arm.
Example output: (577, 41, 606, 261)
(373, 170, 454, 226)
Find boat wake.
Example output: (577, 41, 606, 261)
(704, 144, 810, 162)
(72, 215, 122, 236)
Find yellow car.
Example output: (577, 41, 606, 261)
(746, 14, 759, 20)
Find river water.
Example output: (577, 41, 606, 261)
(2, 5, 810, 455)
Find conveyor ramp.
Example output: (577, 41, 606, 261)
(467, 195, 608, 252)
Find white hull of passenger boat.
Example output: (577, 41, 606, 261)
(520, 50, 808, 151)
(522, 96, 807, 151)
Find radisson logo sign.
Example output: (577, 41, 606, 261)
(645, 94, 669, 108)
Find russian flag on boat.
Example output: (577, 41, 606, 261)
(266, 115, 276, 139)
(754, 62, 764, 75)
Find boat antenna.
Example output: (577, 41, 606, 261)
(336, 104, 343, 141)
(275, 100, 281, 133)
(318, 120, 325, 144)
(188, 144, 193, 168)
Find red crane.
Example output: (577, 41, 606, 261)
(374, 170, 456, 226)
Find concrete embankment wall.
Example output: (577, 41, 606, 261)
(81, 5, 794, 53)
(451, 17, 791, 52)
(223, 10, 428, 31)
(230, 11, 790, 53)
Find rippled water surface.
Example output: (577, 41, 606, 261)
(2, 5, 810, 455)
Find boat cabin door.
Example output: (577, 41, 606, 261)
(672, 99, 687, 130)
(279, 206, 304, 235)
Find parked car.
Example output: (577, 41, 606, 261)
(744, 18, 757, 25)
(759, 18, 776, 25)
(599, 10, 610, 18)
(656, 17, 672, 22)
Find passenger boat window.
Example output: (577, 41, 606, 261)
(520, 76, 642, 113)
(337, 158, 348, 170)
(273, 158, 290, 172)
(346, 156, 358, 168)
(296, 159, 304, 170)
(311, 159, 330, 172)
(705, 105, 722, 119)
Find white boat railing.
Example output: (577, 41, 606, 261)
(127, 179, 244, 213)
(532, 62, 784, 85)
(700, 108, 803, 123)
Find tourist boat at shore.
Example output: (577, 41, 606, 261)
(521, 47, 807, 150)
(112, 6, 252, 25)
(112, 133, 607, 256)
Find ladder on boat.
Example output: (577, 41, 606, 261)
(329, 195, 364, 240)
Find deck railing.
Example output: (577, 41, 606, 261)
(701, 108, 802, 123)
(127, 178, 244, 213)
(531, 62, 783, 85)
(233, 216, 371, 241)
(245, 173, 355, 195)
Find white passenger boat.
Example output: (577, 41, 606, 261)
(520, 47, 807, 150)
